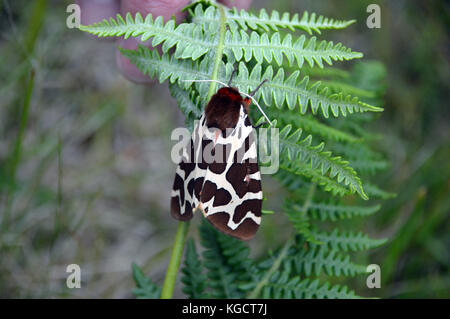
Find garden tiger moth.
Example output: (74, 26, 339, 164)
(170, 70, 269, 241)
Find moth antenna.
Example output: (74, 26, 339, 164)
(181, 79, 228, 88)
(249, 79, 268, 97)
(245, 79, 272, 126)
(228, 64, 239, 86)
(240, 91, 272, 127)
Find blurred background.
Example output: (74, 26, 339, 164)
(0, 0, 448, 298)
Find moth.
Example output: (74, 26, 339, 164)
(170, 70, 270, 241)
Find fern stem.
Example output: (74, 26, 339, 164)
(248, 237, 293, 299)
(247, 183, 316, 298)
(299, 182, 317, 218)
(207, 5, 227, 99)
(160, 221, 190, 299)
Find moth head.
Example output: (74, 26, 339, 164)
(181, 79, 272, 126)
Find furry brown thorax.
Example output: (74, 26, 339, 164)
(205, 87, 251, 132)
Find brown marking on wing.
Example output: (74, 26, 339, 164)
(206, 212, 259, 241)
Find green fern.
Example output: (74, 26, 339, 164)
(292, 245, 367, 277)
(80, 1, 389, 299)
(270, 120, 367, 199)
(283, 205, 320, 244)
(305, 201, 381, 221)
(364, 183, 397, 199)
(262, 277, 360, 299)
(199, 220, 252, 298)
(329, 142, 389, 174)
(131, 263, 161, 299)
(181, 239, 207, 298)
(276, 113, 361, 143)
(80, 13, 210, 60)
(277, 168, 352, 197)
(310, 229, 388, 252)
(80, 12, 361, 69)
(191, 5, 356, 35)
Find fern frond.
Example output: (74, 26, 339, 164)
(80, 13, 211, 61)
(296, 116, 360, 143)
(283, 203, 322, 244)
(306, 202, 381, 221)
(265, 120, 367, 199)
(118, 46, 209, 86)
(261, 270, 299, 299)
(331, 142, 383, 161)
(328, 117, 380, 141)
(254, 242, 364, 298)
(349, 158, 389, 174)
(181, 239, 207, 299)
(224, 30, 363, 69)
(262, 277, 360, 299)
(283, 196, 386, 250)
(200, 221, 251, 298)
(80, 11, 361, 70)
(274, 170, 309, 192)
(293, 245, 367, 277)
(310, 229, 387, 252)
(272, 111, 360, 143)
(320, 80, 376, 98)
(169, 83, 202, 119)
(364, 183, 397, 199)
(330, 142, 388, 174)
(131, 263, 161, 299)
(277, 163, 351, 197)
(295, 279, 360, 299)
(169, 83, 202, 131)
(301, 65, 351, 79)
(191, 5, 356, 35)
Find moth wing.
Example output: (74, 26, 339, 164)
(170, 114, 209, 221)
(199, 107, 263, 240)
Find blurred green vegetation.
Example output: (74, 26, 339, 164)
(0, 0, 448, 298)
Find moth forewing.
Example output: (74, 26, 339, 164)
(198, 107, 262, 240)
